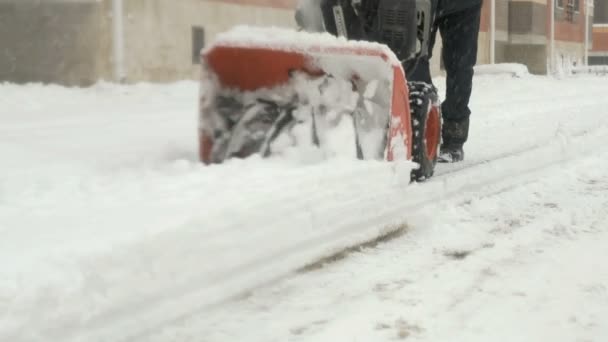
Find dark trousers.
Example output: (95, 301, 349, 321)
(409, 3, 481, 143)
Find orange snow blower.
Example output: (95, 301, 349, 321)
(198, 0, 441, 181)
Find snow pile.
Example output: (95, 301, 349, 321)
(202, 71, 392, 164)
(269, 73, 362, 161)
(0, 79, 414, 342)
(2, 73, 608, 341)
(571, 65, 608, 76)
(199, 149, 608, 342)
(208, 25, 400, 83)
(474, 63, 529, 78)
(209, 26, 400, 65)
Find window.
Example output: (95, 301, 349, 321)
(556, 0, 580, 11)
(557, 0, 580, 22)
(589, 55, 608, 66)
(595, 0, 608, 24)
(192, 26, 205, 64)
(572, 0, 580, 12)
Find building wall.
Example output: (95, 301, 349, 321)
(508, 0, 548, 73)
(555, 39, 586, 67)
(121, 0, 296, 83)
(0, 0, 599, 85)
(552, 0, 587, 42)
(477, 0, 509, 64)
(590, 0, 608, 64)
(590, 25, 608, 64)
(0, 0, 112, 86)
(477, 0, 589, 73)
(592, 25, 608, 50)
(0, 0, 297, 85)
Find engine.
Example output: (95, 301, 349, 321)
(296, 0, 433, 75)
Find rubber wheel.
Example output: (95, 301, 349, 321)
(409, 82, 441, 182)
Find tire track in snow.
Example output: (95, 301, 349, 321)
(133, 125, 608, 341)
(29, 121, 608, 342)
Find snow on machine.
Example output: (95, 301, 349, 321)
(198, 0, 441, 181)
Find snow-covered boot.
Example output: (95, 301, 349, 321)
(438, 144, 464, 163)
(439, 118, 468, 163)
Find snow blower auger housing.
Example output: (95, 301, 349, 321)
(198, 0, 441, 181)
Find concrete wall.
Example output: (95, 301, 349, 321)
(0, 0, 112, 86)
(0, 0, 297, 85)
(475, 0, 590, 73)
(504, 0, 548, 73)
(555, 39, 585, 65)
(506, 44, 549, 73)
(121, 0, 296, 83)
(477, 0, 551, 69)
(477, 0, 509, 65)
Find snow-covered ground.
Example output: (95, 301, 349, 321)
(1, 70, 608, 342)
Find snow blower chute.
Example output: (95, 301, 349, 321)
(198, 0, 441, 180)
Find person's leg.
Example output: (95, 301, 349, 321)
(437, 4, 481, 160)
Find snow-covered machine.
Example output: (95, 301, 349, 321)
(198, 0, 441, 180)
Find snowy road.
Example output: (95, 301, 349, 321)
(201, 151, 608, 342)
(1, 71, 608, 341)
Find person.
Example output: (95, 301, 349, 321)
(409, 0, 482, 162)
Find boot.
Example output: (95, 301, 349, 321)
(439, 117, 469, 163)
(438, 144, 464, 163)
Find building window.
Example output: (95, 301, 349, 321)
(556, 0, 580, 11)
(557, 0, 579, 22)
(595, 0, 608, 24)
(571, 0, 580, 12)
(589, 55, 608, 66)
(192, 26, 205, 64)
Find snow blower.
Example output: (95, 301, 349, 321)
(198, 0, 441, 181)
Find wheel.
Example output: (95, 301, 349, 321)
(408, 82, 442, 182)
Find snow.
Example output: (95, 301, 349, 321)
(572, 65, 608, 76)
(1, 72, 608, 342)
(199, 151, 608, 342)
(210, 26, 399, 64)
(202, 26, 401, 162)
(201, 71, 383, 163)
(473, 63, 530, 78)
(207, 26, 400, 83)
